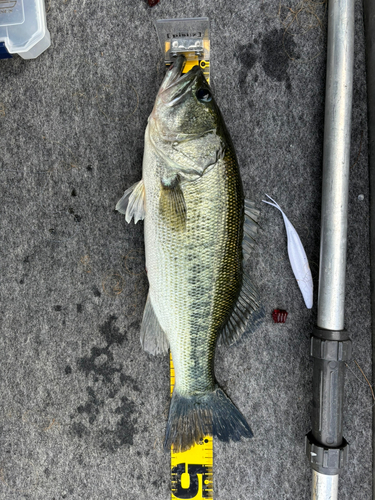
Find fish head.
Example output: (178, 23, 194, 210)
(149, 56, 226, 178)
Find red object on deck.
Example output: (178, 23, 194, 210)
(147, 0, 160, 6)
(272, 309, 288, 323)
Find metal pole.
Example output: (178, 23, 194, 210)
(317, 0, 355, 331)
(363, 0, 375, 496)
(305, 0, 355, 498)
(312, 470, 339, 498)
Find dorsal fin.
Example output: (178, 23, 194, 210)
(218, 270, 264, 346)
(242, 198, 260, 259)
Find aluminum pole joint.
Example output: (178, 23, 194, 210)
(307, 0, 355, 495)
(306, 327, 351, 477)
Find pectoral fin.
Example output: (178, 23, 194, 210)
(159, 175, 186, 229)
(140, 294, 169, 355)
(116, 180, 145, 224)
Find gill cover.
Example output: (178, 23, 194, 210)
(148, 55, 226, 181)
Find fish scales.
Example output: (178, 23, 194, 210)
(116, 55, 262, 452)
(144, 144, 243, 396)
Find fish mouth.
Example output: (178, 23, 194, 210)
(159, 55, 201, 106)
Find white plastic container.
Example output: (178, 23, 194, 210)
(0, 0, 50, 59)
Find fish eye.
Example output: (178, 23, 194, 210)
(196, 88, 212, 103)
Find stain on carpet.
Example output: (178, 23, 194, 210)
(70, 315, 139, 452)
(237, 30, 299, 92)
(261, 29, 298, 91)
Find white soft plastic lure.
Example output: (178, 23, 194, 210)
(262, 194, 313, 309)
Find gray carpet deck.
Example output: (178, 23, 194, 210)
(0, 0, 371, 498)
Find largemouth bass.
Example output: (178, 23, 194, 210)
(117, 56, 263, 452)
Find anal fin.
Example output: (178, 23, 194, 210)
(219, 270, 264, 346)
(116, 179, 145, 224)
(140, 294, 169, 355)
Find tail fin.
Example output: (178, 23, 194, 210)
(164, 386, 253, 452)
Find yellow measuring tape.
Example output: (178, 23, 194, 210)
(170, 355, 213, 500)
(164, 39, 211, 82)
(163, 31, 213, 499)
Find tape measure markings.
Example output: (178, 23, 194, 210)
(168, 48, 212, 500)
